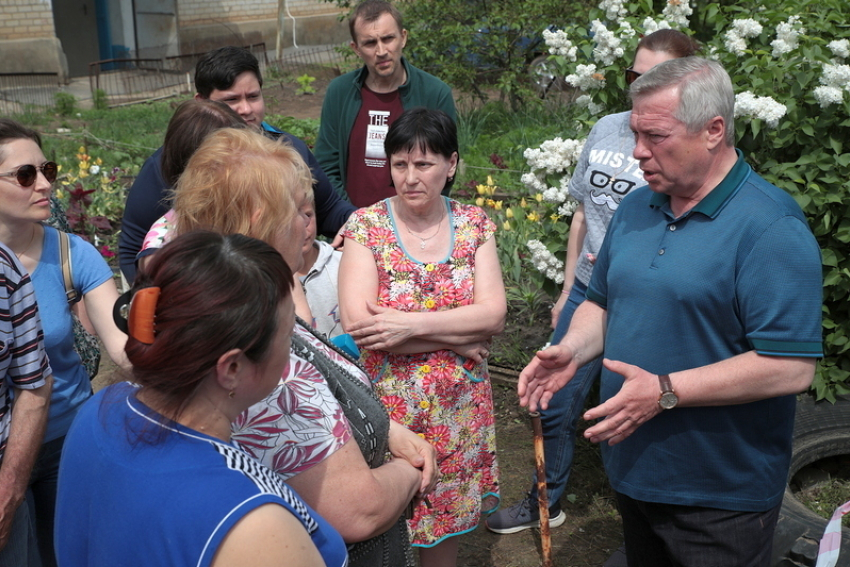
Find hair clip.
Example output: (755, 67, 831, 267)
(129, 287, 161, 344)
(113, 287, 161, 344)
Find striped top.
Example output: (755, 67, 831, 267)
(0, 243, 52, 463)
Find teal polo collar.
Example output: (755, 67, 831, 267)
(648, 149, 751, 218)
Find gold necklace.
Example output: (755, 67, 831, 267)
(405, 213, 443, 250)
(14, 226, 36, 260)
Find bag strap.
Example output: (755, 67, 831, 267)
(58, 231, 79, 305)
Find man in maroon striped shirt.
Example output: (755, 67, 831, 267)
(0, 242, 52, 565)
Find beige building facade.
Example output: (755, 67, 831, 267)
(0, 0, 347, 79)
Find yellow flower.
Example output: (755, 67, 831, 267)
(56, 164, 62, 172)
(502, 220, 511, 231)
(424, 298, 436, 309)
(520, 198, 528, 208)
(419, 400, 430, 409)
(493, 200, 503, 210)
(527, 211, 540, 222)
(476, 197, 485, 207)
(505, 207, 514, 219)
(486, 199, 496, 208)
(420, 365, 432, 373)
(55, 189, 64, 200)
(95, 157, 103, 165)
(550, 213, 561, 222)
(78, 170, 89, 179)
(487, 175, 494, 186)
(535, 193, 543, 202)
(425, 264, 435, 272)
(78, 146, 85, 154)
(477, 184, 487, 195)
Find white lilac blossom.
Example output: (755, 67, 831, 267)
(575, 94, 606, 115)
(598, 0, 626, 23)
(523, 138, 585, 174)
(642, 17, 672, 35)
(590, 20, 625, 66)
(820, 63, 850, 91)
(521, 172, 548, 193)
(724, 33, 748, 56)
(732, 18, 763, 38)
(618, 20, 636, 40)
(828, 39, 850, 60)
(662, 0, 692, 28)
(724, 19, 763, 56)
(565, 64, 607, 91)
(526, 240, 565, 284)
(734, 91, 787, 128)
(541, 176, 571, 203)
(813, 86, 844, 108)
(771, 16, 805, 57)
(543, 29, 578, 60)
(813, 63, 850, 107)
(558, 200, 578, 218)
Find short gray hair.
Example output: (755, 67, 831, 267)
(630, 57, 735, 146)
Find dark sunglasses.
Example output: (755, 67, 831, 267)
(625, 68, 641, 86)
(0, 162, 58, 187)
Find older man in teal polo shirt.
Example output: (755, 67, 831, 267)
(518, 57, 822, 567)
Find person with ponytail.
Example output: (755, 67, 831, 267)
(54, 231, 348, 567)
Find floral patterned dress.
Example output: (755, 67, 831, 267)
(344, 197, 500, 547)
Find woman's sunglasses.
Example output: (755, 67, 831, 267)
(0, 162, 58, 187)
(625, 68, 642, 85)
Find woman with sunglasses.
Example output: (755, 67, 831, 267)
(0, 119, 128, 566)
(487, 29, 701, 535)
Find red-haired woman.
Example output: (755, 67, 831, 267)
(54, 231, 347, 567)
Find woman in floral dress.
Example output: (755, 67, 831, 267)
(340, 108, 507, 567)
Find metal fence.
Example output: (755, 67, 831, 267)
(0, 72, 62, 113)
(271, 45, 345, 76)
(89, 43, 269, 107)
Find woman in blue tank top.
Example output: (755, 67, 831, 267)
(55, 231, 348, 567)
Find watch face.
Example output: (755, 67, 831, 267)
(659, 392, 678, 410)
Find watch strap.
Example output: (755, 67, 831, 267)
(658, 373, 673, 394)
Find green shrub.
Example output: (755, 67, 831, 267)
(54, 92, 77, 117)
(93, 89, 109, 111)
(520, 0, 850, 400)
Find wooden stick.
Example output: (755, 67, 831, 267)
(530, 411, 553, 567)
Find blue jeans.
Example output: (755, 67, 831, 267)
(0, 500, 34, 566)
(530, 280, 602, 505)
(616, 492, 779, 567)
(26, 436, 64, 567)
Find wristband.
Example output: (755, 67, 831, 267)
(560, 289, 569, 295)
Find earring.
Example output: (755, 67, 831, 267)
(228, 390, 235, 399)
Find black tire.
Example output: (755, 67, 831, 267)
(772, 394, 850, 567)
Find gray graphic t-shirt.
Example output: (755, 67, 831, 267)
(569, 111, 644, 286)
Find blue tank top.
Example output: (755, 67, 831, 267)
(56, 382, 348, 567)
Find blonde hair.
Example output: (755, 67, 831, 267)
(173, 128, 314, 244)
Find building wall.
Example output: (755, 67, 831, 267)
(0, 0, 68, 77)
(0, 0, 345, 77)
(0, 0, 56, 40)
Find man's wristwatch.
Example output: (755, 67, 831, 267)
(658, 374, 678, 410)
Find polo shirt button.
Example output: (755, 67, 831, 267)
(669, 225, 677, 231)
(659, 249, 665, 255)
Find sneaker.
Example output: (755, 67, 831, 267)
(485, 494, 566, 534)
